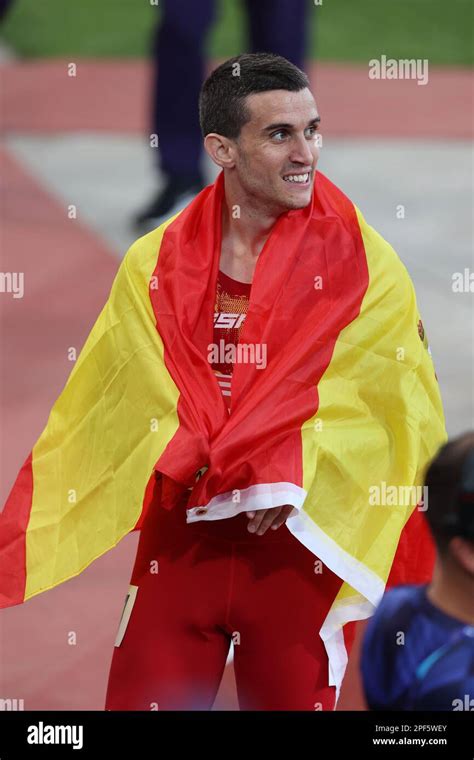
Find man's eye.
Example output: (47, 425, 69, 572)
(305, 125, 319, 137)
(271, 130, 287, 141)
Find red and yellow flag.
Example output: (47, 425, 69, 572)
(0, 170, 446, 692)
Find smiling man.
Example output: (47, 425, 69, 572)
(1, 54, 446, 712)
(102, 54, 445, 710)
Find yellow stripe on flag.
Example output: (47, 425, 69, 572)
(301, 205, 446, 604)
(26, 219, 181, 601)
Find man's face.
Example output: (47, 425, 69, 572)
(231, 88, 320, 213)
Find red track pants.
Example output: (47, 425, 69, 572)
(105, 478, 356, 711)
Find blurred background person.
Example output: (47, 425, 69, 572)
(361, 431, 474, 711)
(0, 0, 13, 20)
(0, 1, 13, 22)
(135, 0, 308, 233)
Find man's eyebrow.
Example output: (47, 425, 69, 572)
(262, 116, 321, 133)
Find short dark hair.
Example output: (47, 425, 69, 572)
(424, 431, 474, 555)
(199, 52, 310, 140)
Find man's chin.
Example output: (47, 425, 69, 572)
(280, 191, 313, 211)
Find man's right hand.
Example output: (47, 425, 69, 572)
(246, 505, 294, 535)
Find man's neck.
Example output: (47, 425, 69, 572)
(426, 558, 474, 625)
(219, 176, 281, 282)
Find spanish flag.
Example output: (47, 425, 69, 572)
(0, 170, 446, 696)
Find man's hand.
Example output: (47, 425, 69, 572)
(246, 505, 294, 535)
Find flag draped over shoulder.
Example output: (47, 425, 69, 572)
(0, 170, 446, 696)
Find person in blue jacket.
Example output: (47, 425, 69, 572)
(361, 430, 474, 711)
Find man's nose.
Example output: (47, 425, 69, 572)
(289, 134, 318, 165)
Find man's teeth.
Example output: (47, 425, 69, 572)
(283, 173, 309, 183)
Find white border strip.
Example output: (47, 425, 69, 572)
(321, 596, 375, 702)
(286, 508, 385, 606)
(286, 507, 385, 704)
(186, 481, 307, 523)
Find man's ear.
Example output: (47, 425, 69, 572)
(449, 536, 474, 575)
(203, 133, 236, 170)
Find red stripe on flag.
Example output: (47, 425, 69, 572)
(0, 452, 33, 607)
(386, 506, 436, 588)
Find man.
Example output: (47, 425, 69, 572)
(0, 54, 446, 711)
(361, 431, 474, 711)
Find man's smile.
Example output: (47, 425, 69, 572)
(282, 170, 312, 187)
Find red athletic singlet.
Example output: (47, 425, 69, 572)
(212, 270, 252, 412)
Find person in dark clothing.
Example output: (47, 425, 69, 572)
(361, 431, 474, 711)
(0, 0, 14, 21)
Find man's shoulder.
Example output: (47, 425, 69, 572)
(313, 170, 356, 223)
(131, 211, 182, 251)
(313, 172, 400, 257)
(122, 212, 183, 272)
